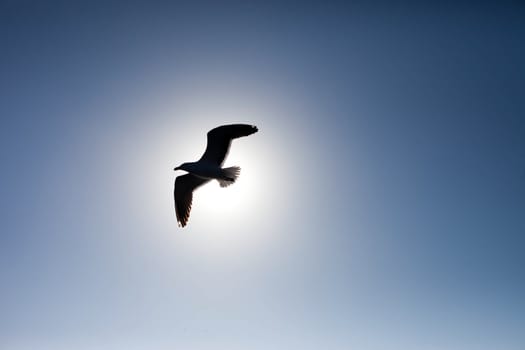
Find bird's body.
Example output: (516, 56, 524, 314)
(177, 161, 233, 181)
(173, 124, 258, 227)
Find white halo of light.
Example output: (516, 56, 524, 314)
(104, 83, 300, 262)
(167, 114, 294, 260)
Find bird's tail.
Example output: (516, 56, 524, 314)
(218, 166, 241, 187)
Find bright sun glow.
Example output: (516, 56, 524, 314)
(107, 84, 299, 260)
(182, 136, 282, 255)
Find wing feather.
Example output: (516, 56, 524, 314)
(174, 174, 210, 227)
(199, 124, 258, 165)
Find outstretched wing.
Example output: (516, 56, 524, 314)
(199, 124, 258, 165)
(174, 174, 210, 227)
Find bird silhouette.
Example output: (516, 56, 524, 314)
(173, 124, 258, 227)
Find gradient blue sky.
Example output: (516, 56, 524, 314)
(1, 1, 524, 349)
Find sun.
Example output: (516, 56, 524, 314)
(192, 147, 263, 228)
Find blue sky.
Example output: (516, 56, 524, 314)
(1, 1, 524, 349)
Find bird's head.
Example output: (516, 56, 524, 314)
(174, 162, 191, 172)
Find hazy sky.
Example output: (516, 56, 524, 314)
(1, 1, 524, 349)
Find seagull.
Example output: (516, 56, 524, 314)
(173, 124, 259, 227)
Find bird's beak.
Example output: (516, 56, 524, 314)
(174, 166, 179, 171)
